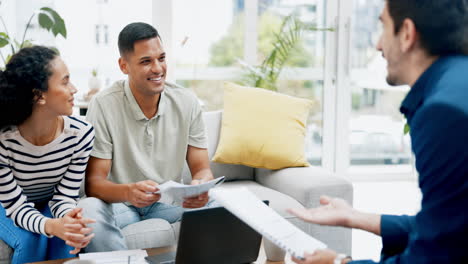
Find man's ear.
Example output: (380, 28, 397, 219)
(118, 57, 129, 74)
(399, 18, 418, 53)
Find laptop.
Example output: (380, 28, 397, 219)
(146, 203, 267, 264)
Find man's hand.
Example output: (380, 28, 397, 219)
(182, 178, 209, 208)
(292, 249, 340, 264)
(45, 208, 96, 254)
(287, 196, 354, 227)
(288, 195, 382, 235)
(126, 180, 161, 208)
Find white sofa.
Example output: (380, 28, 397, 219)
(0, 111, 353, 263)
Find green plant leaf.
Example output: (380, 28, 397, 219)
(404, 123, 410, 135)
(21, 39, 34, 48)
(52, 18, 66, 38)
(39, 7, 67, 38)
(38, 13, 54, 31)
(0, 32, 10, 48)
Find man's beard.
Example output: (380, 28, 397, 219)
(386, 75, 398, 86)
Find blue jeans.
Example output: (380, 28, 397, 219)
(0, 205, 75, 264)
(78, 197, 185, 252)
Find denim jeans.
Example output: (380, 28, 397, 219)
(0, 204, 75, 264)
(78, 197, 185, 252)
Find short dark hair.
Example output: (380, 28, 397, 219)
(387, 0, 468, 56)
(118, 22, 160, 56)
(0, 46, 58, 129)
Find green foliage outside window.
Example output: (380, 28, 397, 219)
(209, 12, 314, 69)
(209, 11, 332, 91)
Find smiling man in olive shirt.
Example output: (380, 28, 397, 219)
(79, 22, 214, 252)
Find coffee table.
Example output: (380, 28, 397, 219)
(28, 243, 292, 264)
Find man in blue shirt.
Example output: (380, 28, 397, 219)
(288, 0, 468, 263)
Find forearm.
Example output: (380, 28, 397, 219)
(86, 179, 131, 203)
(45, 218, 59, 237)
(348, 211, 382, 236)
(191, 168, 214, 181)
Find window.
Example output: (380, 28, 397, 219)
(104, 24, 109, 45)
(95, 25, 100, 44)
(172, 0, 329, 165)
(347, 0, 414, 179)
(172, 0, 245, 111)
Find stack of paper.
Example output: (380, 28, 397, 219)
(79, 249, 148, 264)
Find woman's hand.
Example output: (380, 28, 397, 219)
(45, 207, 96, 254)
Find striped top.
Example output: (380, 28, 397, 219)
(0, 116, 94, 236)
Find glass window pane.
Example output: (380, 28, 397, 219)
(173, 0, 244, 69)
(257, 0, 327, 67)
(350, 0, 412, 169)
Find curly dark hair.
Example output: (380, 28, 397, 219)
(0, 46, 58, 130)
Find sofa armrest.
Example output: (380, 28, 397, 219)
(255, 166, 353, 255)
(255, 166, 353, 209)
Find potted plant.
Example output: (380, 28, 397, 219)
(85, 68, 102, 101)
(239, 13, 333, 91)
(0, 4, 67, 64)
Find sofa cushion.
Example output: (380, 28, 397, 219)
(0, 240, 12, 264)
(212, 82, 312, 170)
(122, 219, 179, 250)
(202, 110, 254, 181)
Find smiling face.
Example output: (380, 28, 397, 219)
(41, 56, 77, 116)
(119, 37, 167, 97)
(376, 4, 406, 86)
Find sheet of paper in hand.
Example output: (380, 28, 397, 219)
(156, 176, 225, 202)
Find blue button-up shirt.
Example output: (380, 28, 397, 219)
(352, 56, 468, 263)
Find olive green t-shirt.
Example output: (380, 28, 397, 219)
(86, 80, 207, 184)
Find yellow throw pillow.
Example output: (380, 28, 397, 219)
(212, 82, 313, 170)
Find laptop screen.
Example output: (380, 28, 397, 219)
(175, 205, 263, 264)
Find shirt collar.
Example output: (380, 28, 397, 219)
(124, 80, 166, 121)
(399, 57, 443, 120)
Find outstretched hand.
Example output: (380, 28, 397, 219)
(287, 196, 354, 227)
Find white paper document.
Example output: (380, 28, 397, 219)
(79, 249, 147, 264)
(209, 187, 327, 260)
(157, 176, 225, 202)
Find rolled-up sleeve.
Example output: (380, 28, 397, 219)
(188, 96, 207, 149)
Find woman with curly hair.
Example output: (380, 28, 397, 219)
(0, 46, 95, 263)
